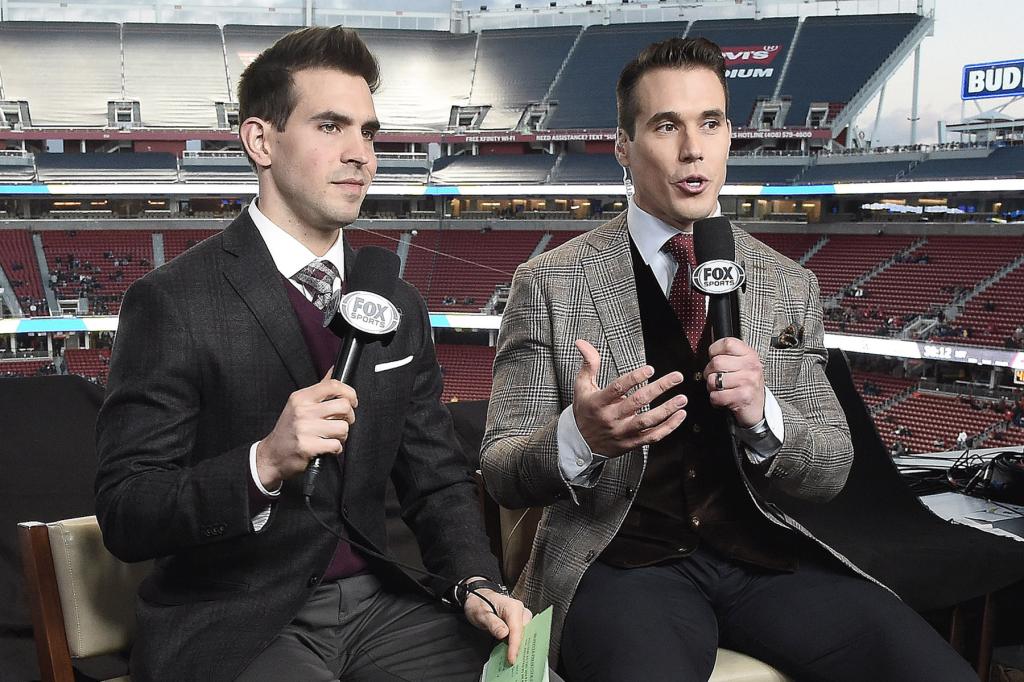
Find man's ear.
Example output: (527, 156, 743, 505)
(614, 127, 630, 168)
(239, 117, 272, 169)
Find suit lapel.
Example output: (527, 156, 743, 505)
(734, 227, 774, 357)
(221, 211, 317, 389)
(581, 215, 646, 377)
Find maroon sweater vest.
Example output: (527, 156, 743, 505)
(283, 279, 369, 581)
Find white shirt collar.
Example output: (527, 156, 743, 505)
(248, 199, 346, 282)
(626, 198, 723, 267)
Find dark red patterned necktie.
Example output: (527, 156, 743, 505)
(664, 233, 706, 349)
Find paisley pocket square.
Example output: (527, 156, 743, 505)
(771, 323, 804, 349)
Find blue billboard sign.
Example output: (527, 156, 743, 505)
(962, 59, 1024, 100)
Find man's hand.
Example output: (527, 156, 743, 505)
(463, 586, 533, 665)
(255, 369, 358, 489)
(704, 337, 765, 428)
(573, 339, 688, 457)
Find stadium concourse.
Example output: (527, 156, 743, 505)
(0, 8, 1022, 462)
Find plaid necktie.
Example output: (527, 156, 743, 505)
(293, 259, 340, 311)
(664, 233, 706, 349)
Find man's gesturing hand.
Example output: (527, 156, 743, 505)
(704, 337, 765, 428)
(256, 369, 358, 489)
(572, 339, 688, 457)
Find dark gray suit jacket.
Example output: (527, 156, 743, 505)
(95, 212, 498, 681)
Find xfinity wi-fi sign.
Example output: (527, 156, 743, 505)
(962, 59, 1024, 100)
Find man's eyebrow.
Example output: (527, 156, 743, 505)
(645, 109, 726, 126)
(309, 110, 381, 132)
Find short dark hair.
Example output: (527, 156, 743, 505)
(616, 36, 729, 139)
(238, 26, 379, 132)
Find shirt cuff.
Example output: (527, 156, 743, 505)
(738, 386, 785, 463)
(249, 441, 283, 498)
(556, 406, 607, 488)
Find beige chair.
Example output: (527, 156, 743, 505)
(476, 475, 791, 681)
(19, 515, 150, 682)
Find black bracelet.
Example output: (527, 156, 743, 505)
(443, 577, 508, 613)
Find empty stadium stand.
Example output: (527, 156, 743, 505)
(123, 23, 231, 128)
(687, 18, 798, 128)
(799, 161, 912, 184)
(0, 151, 36, 184)
(876, 391, 1010, 454)
(34, 153, 178, 184)
(544, 21, 689, 130)
(779, 14, 922, 127)
(0, 230, 48, 315)
(753, 232, 820, 263)
(162, 229, 219, 262)
(802, 234, 917, 299)
(0, 22, 121, 127)
(955, 264, 1024, 348)
(436, 343, 495, 402)
(849, 369, 916, 411)
(549, 153, 621, 184)
(402, 229, 544, 310)
(470, 26, 580, 130)
(360, 29, 477, 131)
(908, 145, 1024, 181)
(430, 154, 555, 185)
(725, 163, 802, 185)
(64, 348, 111, 385)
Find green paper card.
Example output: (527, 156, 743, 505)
(480, 606, 552, 682)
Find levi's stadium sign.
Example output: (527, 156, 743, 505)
(721, 45, 784, 79)
(962, 59, 1024, 100)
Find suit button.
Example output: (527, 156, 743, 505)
(690, 516, 701, 528)
(692, 424, 702, 434)
(625, 486, 635, 496)
(687, 468, 697, 480)
(694, 371, 703, 382)
(308, 574, 321, 587)
(584, 550, 595, 562)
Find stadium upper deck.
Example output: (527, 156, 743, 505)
(0, 12, 927, 137)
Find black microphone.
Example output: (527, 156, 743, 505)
(691, 216, 745, 341)
(303, 246, 401, 498)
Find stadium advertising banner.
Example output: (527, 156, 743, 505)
(721, 45, 784, 79)
(962, 59, 1024, 100)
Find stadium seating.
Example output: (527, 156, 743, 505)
(849, 369, 916, 411)
(545, 21, 689, 130)
(223, 24, 294, 103)
(687, 18, 798, 128)
(908, 145, 1024, 181)
(470, 26, 580, 130)
(41, 230, 154, 315)
(837, 236, 1024, 337)
(549, 153, 621, 185)
(0, 22, 121, 127)
(436, 344, 495, 402)
(0, 229, 48, 315)
(430, 154, 555, 185)
(0, 359, 54, 378)
(955, 264, 1024, 348)
(402, 229, 544, 310)
(34, 153, 178, 185)
(123, 23, 231, 128)
(64, 348, 111, 385)
(360, 29, 477, 130)
(799, 161, 912, 184)
(344, 227, 403, 254)
(803, 234, 917, 298)
(875, 392, 1009, 454)
(0, 152, 36, 183)
(725, 164, 802, 185)
(162, 229, 219, 262)
(780, 14, 922, 127)
(752, 232, 820, 263)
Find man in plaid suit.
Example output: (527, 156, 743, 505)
(481, 37, 975, 681)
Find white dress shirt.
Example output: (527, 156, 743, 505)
(557, 199, 785, 488)
(246, 200, 346, 526)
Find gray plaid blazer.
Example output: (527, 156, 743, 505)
(481, 212, 859, 662)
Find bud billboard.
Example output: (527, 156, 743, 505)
(962, 59, 1024, 100)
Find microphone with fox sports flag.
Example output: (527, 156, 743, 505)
(691, 216, 745, 340)
(303, 246, 402, 497)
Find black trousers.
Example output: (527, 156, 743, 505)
(236, 573, 494, 682)
(560, 547, 977, 682)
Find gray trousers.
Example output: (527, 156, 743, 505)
(236, 573, 494, 682)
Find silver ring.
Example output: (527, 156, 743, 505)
(715, 372, 725, 391)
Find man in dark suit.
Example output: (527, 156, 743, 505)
(95, 27, 530, 681)
(482, 37, 975, 681)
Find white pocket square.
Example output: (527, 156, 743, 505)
(374, 355, 413, 372)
